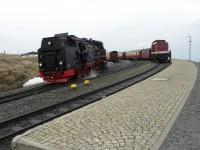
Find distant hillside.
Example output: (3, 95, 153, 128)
(0, 54, 38, 92)
(20, 51, 38, 57)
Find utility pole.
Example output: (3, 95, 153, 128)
(188, 35, 192, 61)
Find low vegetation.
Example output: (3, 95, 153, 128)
(0, 54, 38, 93)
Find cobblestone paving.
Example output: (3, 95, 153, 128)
(12, 60, 197, 150)
(160, 62, 200, 150)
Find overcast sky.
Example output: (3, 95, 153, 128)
(0, 0, 200, 61)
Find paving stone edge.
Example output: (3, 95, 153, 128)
(12, 132, 51, 150)
(151, 62, 198, 150)
(12, 92, 114, 150)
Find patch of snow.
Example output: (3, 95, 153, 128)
(23, 77, 44, 87)
(89, 70, 98, 78)
(107, 61, 114, 67)
(21, 55, 38, 58)
(84, 69, 98, 79)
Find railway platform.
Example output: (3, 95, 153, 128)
(12, 60, 197, 150)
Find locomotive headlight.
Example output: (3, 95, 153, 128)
(39, 63, 42, 67)
(59, 61, 63, 65)
(47, 41, 52, 46)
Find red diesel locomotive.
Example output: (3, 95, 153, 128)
(150, 40, 171, 61)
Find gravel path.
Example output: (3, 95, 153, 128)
(160, 62, 200, 150)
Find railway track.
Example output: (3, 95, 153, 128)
(0, 83, 66, 105)
(0, 60, 140, 105)
(0, 61, 143, 124)
(0, 62, 169, 150)
(101, 61, 142, 76)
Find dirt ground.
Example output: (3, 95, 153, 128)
(0, 54, 38, 93)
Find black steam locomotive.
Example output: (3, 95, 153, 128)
(38, 33, 107, 83)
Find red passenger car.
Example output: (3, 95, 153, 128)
(125, 50, 141, 59)
(140, 48, 150, 60)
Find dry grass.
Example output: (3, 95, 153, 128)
(0, 54, 38, 92)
